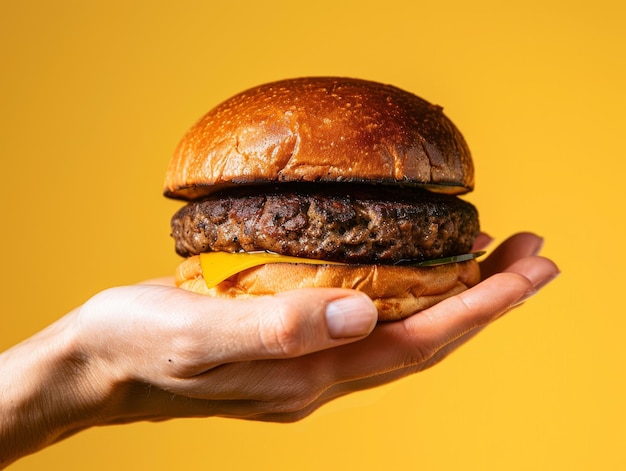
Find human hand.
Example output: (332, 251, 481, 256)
(0, 232, 558, 467)
(60, 232, 559, 424)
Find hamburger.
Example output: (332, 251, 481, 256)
(164, 77, 481, 321)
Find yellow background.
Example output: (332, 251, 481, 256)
(1, 1, 624, 469)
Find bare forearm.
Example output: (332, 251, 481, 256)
(0, 311, 113, 468)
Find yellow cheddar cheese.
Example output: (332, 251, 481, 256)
(199, 251, 343, 288)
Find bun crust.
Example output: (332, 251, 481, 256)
(164, 77, 474, 200)
(175, 256, 481, 321)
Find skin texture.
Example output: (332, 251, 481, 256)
(0, 232, 559, 468)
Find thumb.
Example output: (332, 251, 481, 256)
(209, 288, 378, 362)
(81, 286, 378, 380)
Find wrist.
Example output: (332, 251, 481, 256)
(0, 309, 122, 467)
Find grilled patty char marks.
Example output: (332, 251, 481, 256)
(170, 184, 479, 264)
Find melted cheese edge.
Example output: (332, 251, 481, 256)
(199, 251, 343, 288)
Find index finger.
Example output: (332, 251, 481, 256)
(480, 232, 544, 278)
(316, 270, 534, 385)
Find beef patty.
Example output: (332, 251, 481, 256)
(170, 184, 479, 264)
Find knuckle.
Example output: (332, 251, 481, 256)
(255, 360, 327, 417)
(399, 294, 479, 368)
(260, 300, 311, 357)
(267, 404, 317, 423)
(264, 385, 321, 419)
(405, 343, 435, 367)
(163, 318, 212, 377)
(399, 321, 437, 366)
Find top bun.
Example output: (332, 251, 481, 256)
(164, 77, 474, 200)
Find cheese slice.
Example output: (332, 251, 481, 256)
(198, 250, 484, 289)
(199, 251, 343, 288)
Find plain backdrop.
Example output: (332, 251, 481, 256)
(1, 1, 624, 469)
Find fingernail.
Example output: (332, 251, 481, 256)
(325, 296, 377, 339)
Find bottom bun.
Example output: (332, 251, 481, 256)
(175, 255, 480, 321)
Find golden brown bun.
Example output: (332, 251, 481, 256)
(164, 77, 474, 200)
(175, 255, 480, 321)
